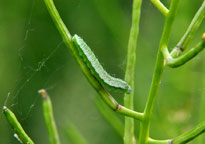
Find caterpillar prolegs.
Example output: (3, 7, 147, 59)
(72, 34, 131, 94)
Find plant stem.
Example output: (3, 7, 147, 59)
(150, 0, 169, 16)
(147, 122, 205, 144)
(3, 106, 34, 144)
(39, 89, 61, 144)
(160, 0, 180, 60)
(124, 0, 142, 143)
(139, 0, 179, 143)
(167, 36, 205, 68)
(171, 122, 205, 144)
(139, 46, 165, 144)
(171, 0, 205, 57)
(148, 138, 171, 144)
(43, 0, 143, 121)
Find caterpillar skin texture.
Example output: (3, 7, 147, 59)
(72, 34, 131, 94)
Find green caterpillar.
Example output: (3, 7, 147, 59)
(72, 34, 131, 94)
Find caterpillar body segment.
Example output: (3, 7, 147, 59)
(72, 34, 131, 94)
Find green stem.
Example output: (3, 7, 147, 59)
(171, 0, 205, 57)
(167, 36, 205, 68)
(124, 0, 142, 143)
(3, 106, 34, 144)
(139, 0, 179, 143)
(147, 122, 205, 144)
(160, 0, 180, 60)
(139, 47, 165, 144)
(148, 138, 171, 144)
(150, 0, 169, 16)
(39, 89, 61, 144)
(171, 122, 205, 144)
(43, 0, 143, 121)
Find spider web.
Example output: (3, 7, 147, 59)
(4, 41, 63, 120)
(2, 0, 65, 121)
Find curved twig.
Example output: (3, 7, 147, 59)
(167, 34, 205, 68)
(171, 0, 205, 57)
(42, 0, 143, 121)
(150, 0, 169, 16)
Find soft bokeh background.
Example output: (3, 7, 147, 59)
(0, 0, 204, 143)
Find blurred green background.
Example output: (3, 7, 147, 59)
(0, 0, 204, 143)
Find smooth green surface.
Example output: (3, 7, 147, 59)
(3, 106, 34, 144)
(167, 39, 205, 68)
(0, 0, 205, 144)
(172, 122, 205, 144)
(148, 138, 170, 144)
(171, 0, 205, 56)
(40, 90, 60, 144)
(150, 0, 169, 16)
(123, 0, 142, 143)
(139, 0, 180, 143)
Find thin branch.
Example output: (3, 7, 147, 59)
(147, 122, 205, 144)
(124, 0, 142, 143)
(139, 0, 180, 143)
(42, 0, 143, 121)
(148, 138, 171, 144)
(171, 121, 205, 144)
(160, 0, 180, 60)
(39, 89, 61, 144)
(167, 34, 205, 68)
(150, 0, 169, 16)
(171, 0, 205, 57)
(3, 106, 34, 144)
